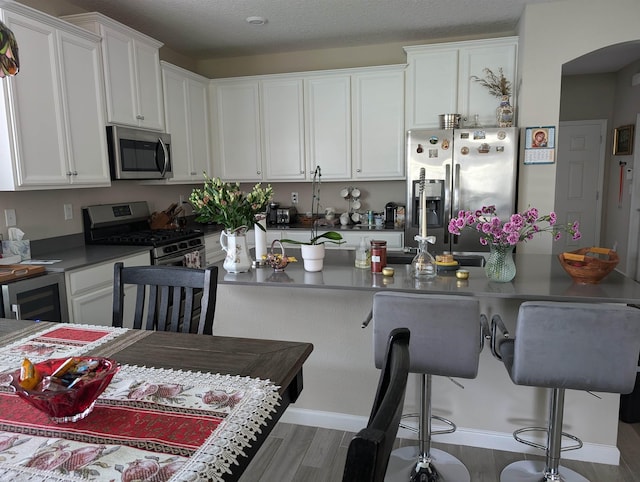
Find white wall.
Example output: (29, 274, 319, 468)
(516, 0, 640, 253)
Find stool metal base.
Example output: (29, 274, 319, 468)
(385, 446, 470, 482)
(500, 460, 589, 482)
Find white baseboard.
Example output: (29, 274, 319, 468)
(280, 407, 621, 466)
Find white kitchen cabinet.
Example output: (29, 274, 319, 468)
(204, 232, 225, 266)
(338, 231, 404, 250)
(261, 77, 306, 181)
(62, 12, 165, 131)
(66, 251, 150, 327)
(304, 73, 352, 180)
(211, 79, 263, 181)
(405, 37, 518, 129)
(0, 3, 110, 190)
(352, 66, 405, 180)
(161, 62, 212, 183)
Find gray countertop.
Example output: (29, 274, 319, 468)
(216, 249, 640, 304)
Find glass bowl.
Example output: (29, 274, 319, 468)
(9, 357, 119, 423)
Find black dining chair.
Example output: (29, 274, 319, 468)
(342, 328, 411, 482)
(112, 262, 218, 335)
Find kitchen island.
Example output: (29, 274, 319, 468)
(212, 249, 640, 466)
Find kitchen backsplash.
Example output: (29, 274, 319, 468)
(0, 180, 405, 242)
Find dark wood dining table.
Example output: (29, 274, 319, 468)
(0, 319, 314, 481)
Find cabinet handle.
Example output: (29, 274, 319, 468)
(136, 114, 145, 120)
(190, 171, 197, 176)
(66, 171, 73, 176)
(356, 168, 361, 173)
(73, 171, 78, 176)
(257, 171, 261, 175)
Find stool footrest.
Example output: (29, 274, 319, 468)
(399, 413, 456, 435)
(513, 426, 583, 453)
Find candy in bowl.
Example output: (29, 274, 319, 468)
(9, 356, 119, 423)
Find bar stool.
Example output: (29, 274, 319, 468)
(491, 301, 640, 482)
(372, 292, 486, 482)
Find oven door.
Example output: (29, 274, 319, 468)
(154, 246, 206, 268)
(1, 272, 68, 323)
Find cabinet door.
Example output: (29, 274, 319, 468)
(458, 39, 518, 128)
(405, 47, 459, 129)
(187, 77, 212, 180)
(165, 71, 210, 183)
(2, 11, 69, 186)
(352, 68, 405, 179)
(134, 40, 165, 130)
(163, 66, 191, 181)
(261, 78, 306, 180)
(305, 75, 351, 180)
(100, 24, 138, 127)
(213, 81, 263, 181)
(58, 30, 110, 186)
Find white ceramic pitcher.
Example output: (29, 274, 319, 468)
(220, 226, 252, 273)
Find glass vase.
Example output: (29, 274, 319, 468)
(496, 95, 514, 127)
(485, 244, 516, 282)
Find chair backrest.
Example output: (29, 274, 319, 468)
(509, 301, 640, 393)
(372, 292, 481, 378)
(343, 328, 411, 482)
(112, 262, 218, 335)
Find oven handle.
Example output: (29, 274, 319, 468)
(157, 137, 170, 177)
(154, 247, 206, 267)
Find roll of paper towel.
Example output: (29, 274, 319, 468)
(255, 216, 267, 262)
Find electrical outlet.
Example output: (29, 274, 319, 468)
(291, 192, 298, 204)
(4, 209, 16, 227)
(64, 203, 73, 221)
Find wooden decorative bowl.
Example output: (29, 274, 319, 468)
(557, 247, 619, 284)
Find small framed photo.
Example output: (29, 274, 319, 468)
(613, 125, 634, 155)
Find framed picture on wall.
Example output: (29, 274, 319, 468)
(613, 125, 634, 155)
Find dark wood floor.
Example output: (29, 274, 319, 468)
(239, 420, 640, 481)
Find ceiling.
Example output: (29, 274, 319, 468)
(57, 0, 560, 59)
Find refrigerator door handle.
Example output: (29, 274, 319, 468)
(452, 163, 461, 245)
(444, 164, 451, 244)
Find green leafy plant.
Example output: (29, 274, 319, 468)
(471, 67, 512, 98)
(281, 167, 344, 246)
(189, 173, 273, 233)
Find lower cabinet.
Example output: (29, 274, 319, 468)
(65, 252, 150, 327)
(204, 232, 225, 266)
(268, 229, 403, 250)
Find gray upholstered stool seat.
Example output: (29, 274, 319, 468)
(492, 301, 640, 482)
(372, 292, 485, 482)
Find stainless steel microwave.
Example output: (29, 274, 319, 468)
(106, 125, 172, 180)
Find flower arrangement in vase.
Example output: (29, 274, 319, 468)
(448, 205, 581, 282)
(470, 67, 513, 127)
(281, 166, 343, 271)
(189, 173, 273, 273)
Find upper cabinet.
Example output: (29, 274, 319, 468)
(0, 3, 110, 190)
(62, 12, 165, 131)
(405, 37, 518, 129)
(304, 73, 352, 180)
(211, 65, 405, 182)
(210, 79, 263, 182)
(161, 62, 212, 184)
(351, 66, 405, 180)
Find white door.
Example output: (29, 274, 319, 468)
(555, 120, 606, 253)
(630, 113, 640, 280)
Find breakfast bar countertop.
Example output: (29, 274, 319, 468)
(216, 249, 640, 305)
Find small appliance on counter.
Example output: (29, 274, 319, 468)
(267, 203, 297, 226)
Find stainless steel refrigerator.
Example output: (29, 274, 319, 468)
(405, 127, 518, 254)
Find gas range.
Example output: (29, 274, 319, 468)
(82, 202, 205, 266)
